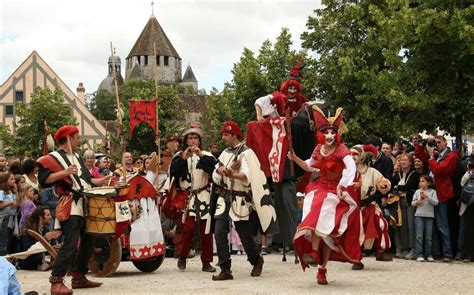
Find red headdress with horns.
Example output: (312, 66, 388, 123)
(312, 105, 346, 144)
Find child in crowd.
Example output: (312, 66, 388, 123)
(0, 172, 18, 256)
(296, 192, 305, 225)
(230, 221, 245, 255)
(411, 175, 438, 262)
(19, 184, 37, 228)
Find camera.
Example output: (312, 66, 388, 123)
(420, 138, 437, 148)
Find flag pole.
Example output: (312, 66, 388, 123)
(110, 42, 126, 182)
(153, 42, 161, 166)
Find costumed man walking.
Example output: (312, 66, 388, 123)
(37, 126, 110, 295)
(212, 121, 277, 281)
(169, 124, 216, 272)
(247, 60, 309, 254)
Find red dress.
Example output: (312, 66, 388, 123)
(293, 144, 361, 269)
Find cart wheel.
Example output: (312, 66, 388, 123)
(132, 255, 164, 273)
(88, 238, 122, 277)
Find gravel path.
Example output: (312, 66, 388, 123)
(17, 253, 473, 294)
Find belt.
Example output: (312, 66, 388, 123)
(221, 188, 249, 198)
(191, 185, 209, 195)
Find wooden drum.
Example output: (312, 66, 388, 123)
(84, 187, 117, 235)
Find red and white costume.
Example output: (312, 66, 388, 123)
(294, 144, 361, 266)
(354, 166, 391, 251)
(247, 60, 308, 183)
(293, 106, 362, 275)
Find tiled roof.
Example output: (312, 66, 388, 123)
(127, 15, 181, 59)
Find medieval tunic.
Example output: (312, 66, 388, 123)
(355, 167, 391, 250)
(38, 150, 92, 221)
(170, 151, 215, 233)
(37, 149, 94, 277)
(212, 145, 252, 221)
(169, 150, 216, 262)
(212, 143, 276, 266)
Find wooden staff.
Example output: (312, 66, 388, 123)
(286, 109, 295, 177)
(110, 42, 126, 182)
(153, 42, 161, 165)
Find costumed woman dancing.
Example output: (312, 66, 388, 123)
(287, 106, 361, 285)
(350, 145, 392, 271)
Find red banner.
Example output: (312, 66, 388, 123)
(129, 99, 157, 136)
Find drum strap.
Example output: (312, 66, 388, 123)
(56, 151, 85, 203)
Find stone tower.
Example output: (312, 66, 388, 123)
(97, 54, 124, 94)
(181, 64, 198, 92)
(125, 15, 182, 85)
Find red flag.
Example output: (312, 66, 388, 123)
(129, 100, 157, 136)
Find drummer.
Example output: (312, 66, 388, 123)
(37, 125, 111, 295)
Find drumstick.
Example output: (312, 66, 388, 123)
(107, 173, 113, 186)
(66, 136, 76, 166)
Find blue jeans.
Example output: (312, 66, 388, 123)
(432, 202, 453, 258)
(415, 216, 433, 257)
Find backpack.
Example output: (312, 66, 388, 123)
(461, 173, 474, 206)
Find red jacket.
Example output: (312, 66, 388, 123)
(428, 150, 459, 203)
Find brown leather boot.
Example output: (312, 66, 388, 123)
(49, 275, 73, 295)
(250, 255, 264, 277)
(202, 262, 217, 272)
(70, 271, 102, 289)
(351, 262, 364, 270)
(177, 257, 187, 270)
(375, 251, 393, 261)
(212, 260, 233, 281)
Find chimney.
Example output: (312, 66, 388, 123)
(76, 82, 85, 104)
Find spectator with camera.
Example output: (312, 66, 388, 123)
(415, 135, 458, 261)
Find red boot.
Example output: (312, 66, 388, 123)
(316, 268, 328, 285)
(49, 276, 73, 295)
(70, 271, 102, 289)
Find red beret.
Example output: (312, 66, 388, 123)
(363, 144, 379, 159)
(220, 121, 243, 140)
(54, 125, 79, 141)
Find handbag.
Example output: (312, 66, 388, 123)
(56, 194, 73, 221)
(461, 173, 474, 206)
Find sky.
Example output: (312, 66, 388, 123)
(0, 0, 321, 95)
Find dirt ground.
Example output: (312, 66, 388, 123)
(17, 253, 473, 294)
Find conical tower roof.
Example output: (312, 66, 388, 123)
(127, 15, 181, 59)
(182, 64, 197, 82)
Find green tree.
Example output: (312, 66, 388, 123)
(385, 1, 473, 150)
(0, 124, 16, 156)
(301, 1, 407, 144)
(302, 0, 473, 146)
(14, 87, 77, 158)
(88, 89, 116, 120)
(206, 28, 312, 138)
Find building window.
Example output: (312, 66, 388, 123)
(156, 55, 160, 66)
(164, 56, 169, 66)
(15, 91, 24, 102)
(136, 56, 140, 65)
(144, 56, 148, 66)
(5, 105, 14, 116)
